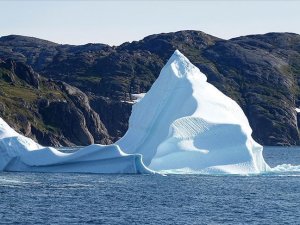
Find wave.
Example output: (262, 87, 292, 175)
(158, 164, 300, 176)
(270, 164, 300, 173)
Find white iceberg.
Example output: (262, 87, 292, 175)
(0, 50, 270, 174)
(118, 50, 270, 174)
(0, 118, 152, 174)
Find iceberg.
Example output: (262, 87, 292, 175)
(0, 50, 270, 174)
(0, 118, 152, 174)
(117, 50, 270, 174)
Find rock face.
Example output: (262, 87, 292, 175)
(0, 31, 300, 146)
(0, 60, 110, 146)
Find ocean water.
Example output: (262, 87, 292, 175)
(0, 147, 300, 225)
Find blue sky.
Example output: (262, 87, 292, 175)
(0, 0, 299, 46)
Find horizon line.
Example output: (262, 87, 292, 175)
(1, 30, 299, 47)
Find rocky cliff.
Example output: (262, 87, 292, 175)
(0, 59, 110, 146)
(0, 30, 300, 146)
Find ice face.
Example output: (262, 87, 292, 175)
(117, 50, 270, 174)
(0, 50, 270, 174)
(0, 117, 153, 174)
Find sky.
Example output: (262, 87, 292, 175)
(0, 0, 299, 46)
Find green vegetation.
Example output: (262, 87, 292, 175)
(0, 67, 67, 136)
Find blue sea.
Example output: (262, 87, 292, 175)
(0, 147, 300, 225)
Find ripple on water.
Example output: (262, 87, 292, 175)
(0, 147, 299, 224)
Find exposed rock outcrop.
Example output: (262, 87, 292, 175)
(0, 59, 111, 146)
(0, 31, 300, 146)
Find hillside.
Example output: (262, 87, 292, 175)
(0, 59, 111, 146)
(0, 30, 300, 146)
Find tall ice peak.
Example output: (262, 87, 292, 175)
(164, 50, 207, 81)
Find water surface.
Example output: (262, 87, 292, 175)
(0, 147, 299, 225)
